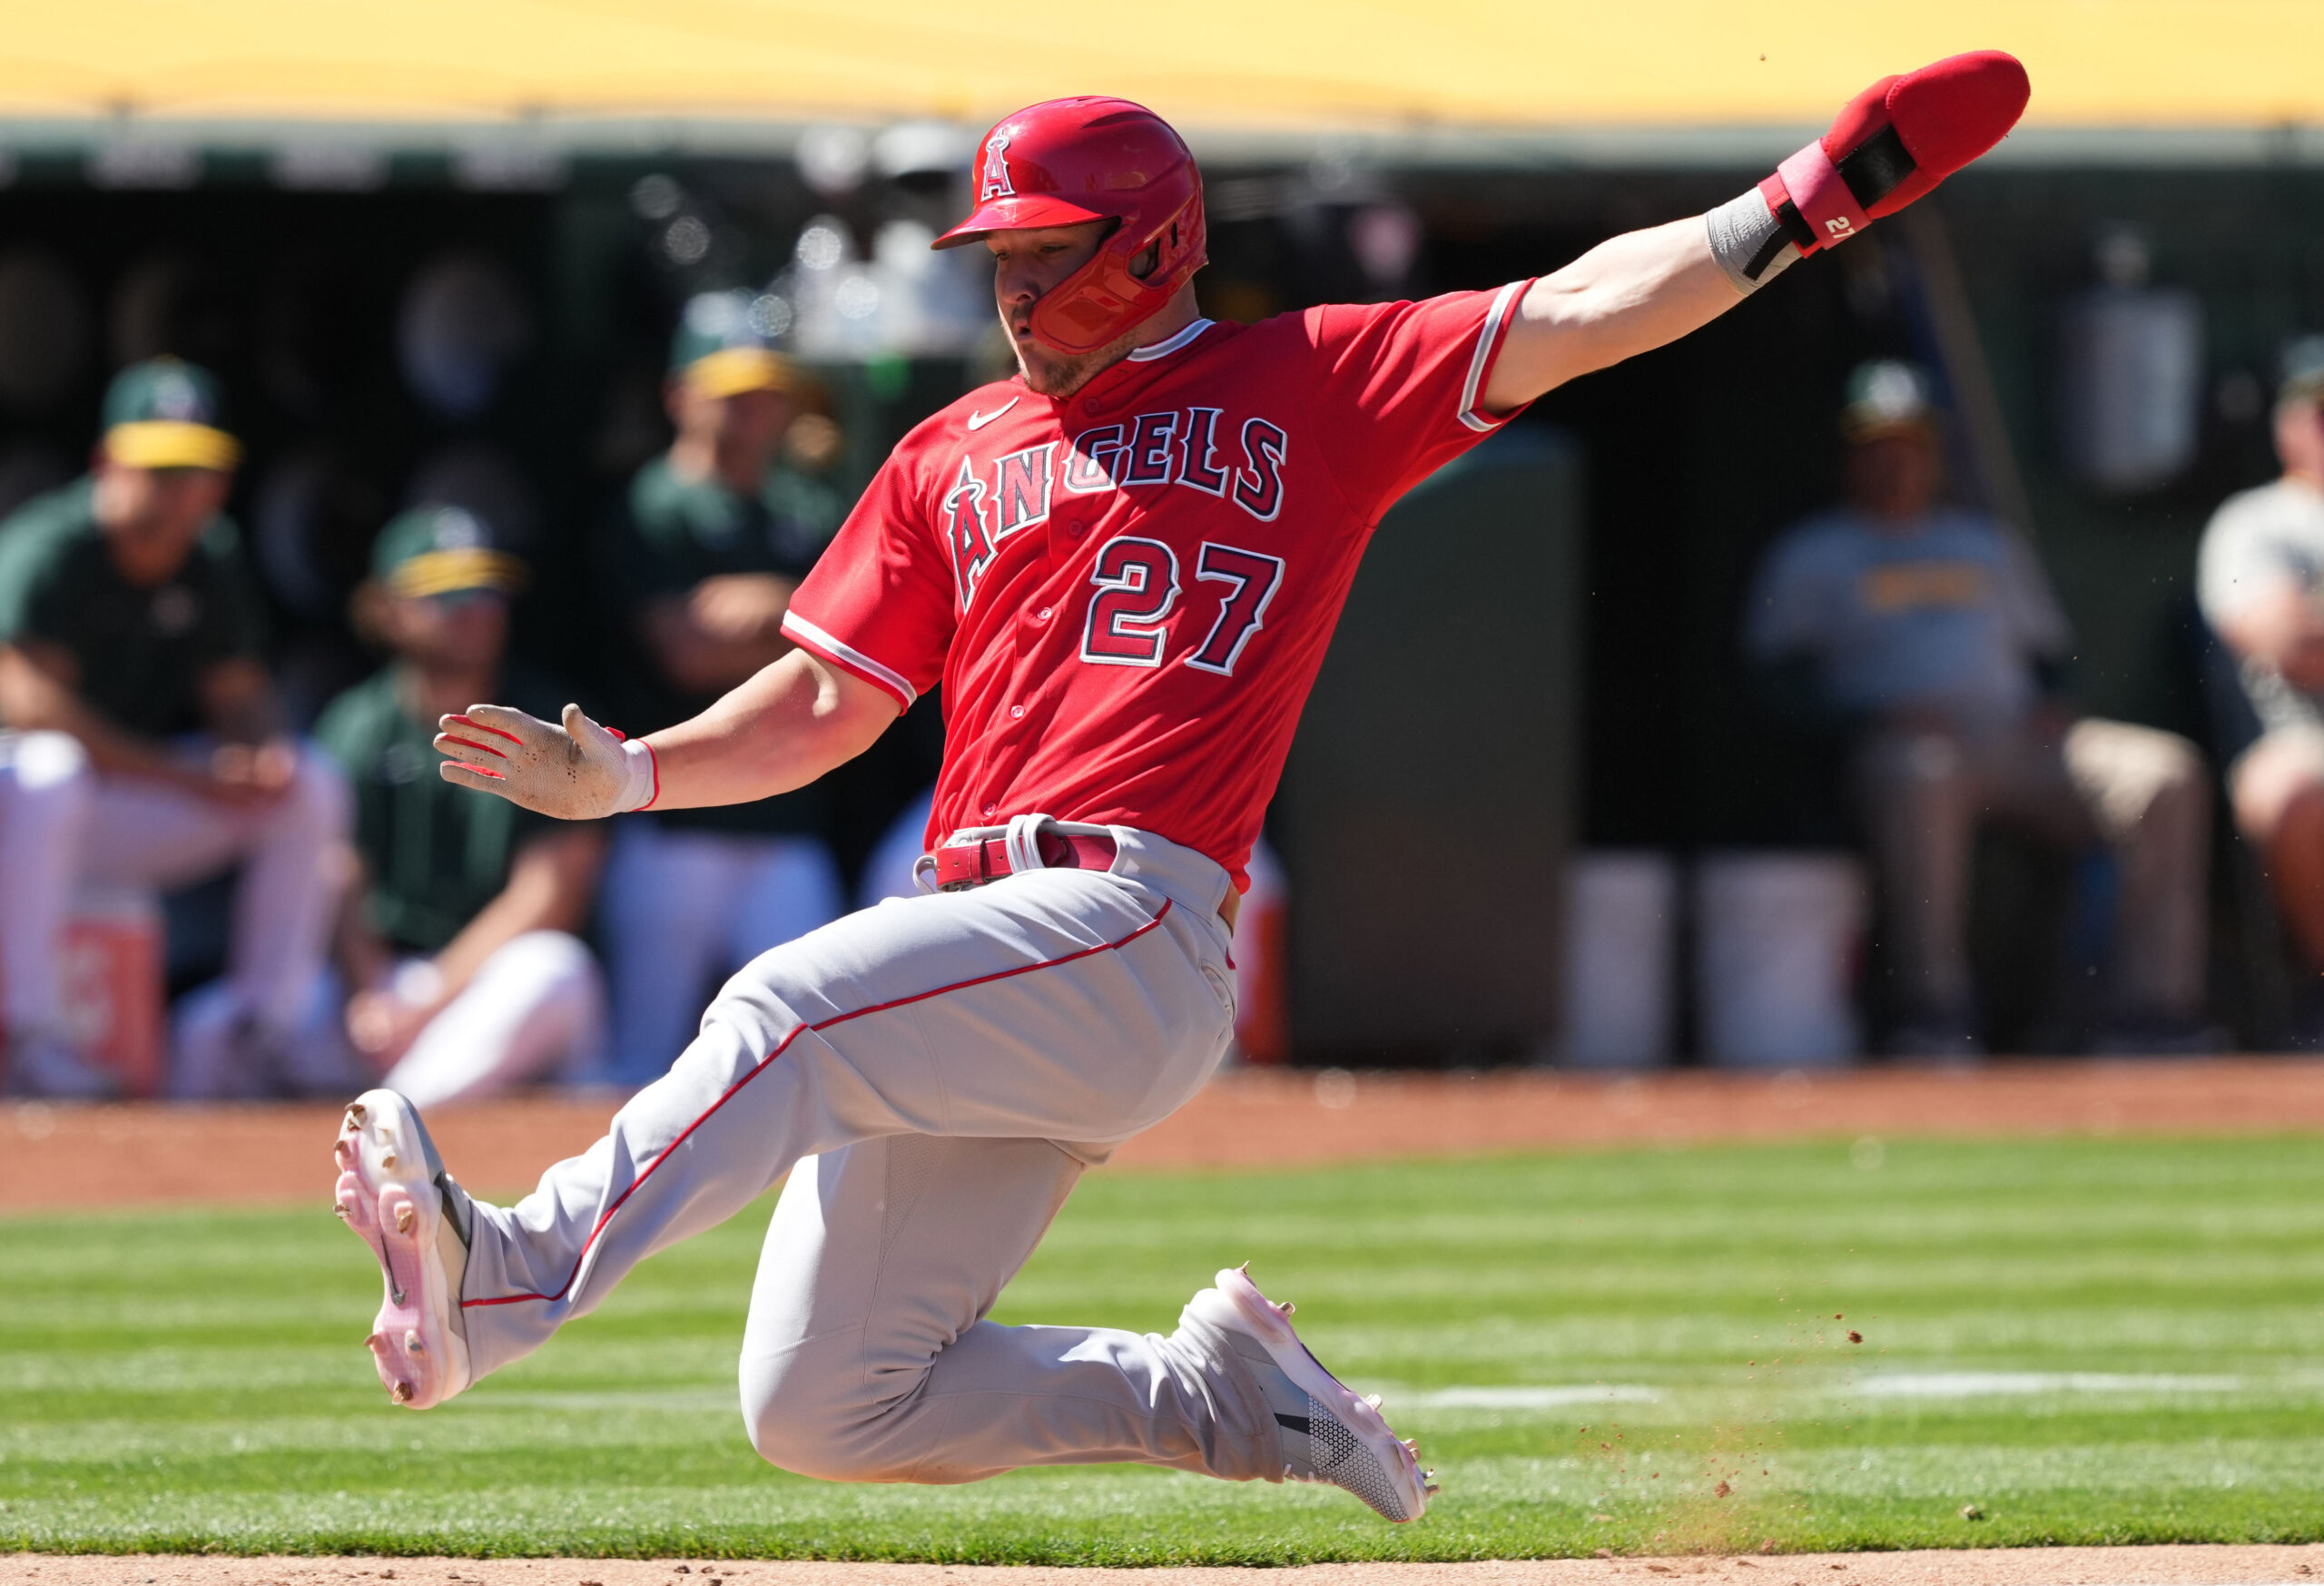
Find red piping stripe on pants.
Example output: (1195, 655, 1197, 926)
(464, 899, 1175, 1309)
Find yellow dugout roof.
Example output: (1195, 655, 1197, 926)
(0, 0, 2307, 133)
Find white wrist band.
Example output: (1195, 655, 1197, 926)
(615, 738, 658, 813)
(1705, 186, 1802, 295)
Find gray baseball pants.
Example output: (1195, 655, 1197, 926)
(458, 823, 1284, 1484)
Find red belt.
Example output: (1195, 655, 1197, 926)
(932, 831, 1118, 892)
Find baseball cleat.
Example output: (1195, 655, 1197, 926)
(1185, 1264, 1434, 1522)
(333, 1089, 473, 1410)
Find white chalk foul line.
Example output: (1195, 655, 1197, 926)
(1394, 1373, 2290, 1412)
(1403, 1384, 1663, 1409)
(1853, 1371, 2248, 1399)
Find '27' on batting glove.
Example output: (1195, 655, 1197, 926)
(435, 702, 658, 820)
(1709, 50, 2028, 294)
(1766, 50, 2030, 255)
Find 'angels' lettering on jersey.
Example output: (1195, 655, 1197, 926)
(782, 281, 1531, 889)
(948, 411, 1289, 611)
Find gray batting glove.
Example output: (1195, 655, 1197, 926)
(434, 702, 657, 820)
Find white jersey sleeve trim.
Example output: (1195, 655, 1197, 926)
(1457, 281, 1530, 434)
(781, 612, 918, 711)
(1127, 318, 1216, 361)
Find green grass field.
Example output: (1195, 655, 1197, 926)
(5, 1134, 2323, 1561)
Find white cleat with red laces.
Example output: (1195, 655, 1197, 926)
(1185, 1264, 1435, 1522)
(332, 1089, 473, 1410)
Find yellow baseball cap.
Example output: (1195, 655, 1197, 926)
(100, 358, 241, 472)
(371, 505, 528, 599)
(673, 291, 798, 399)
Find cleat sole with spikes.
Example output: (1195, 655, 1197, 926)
(333, 1090, 470, 1411)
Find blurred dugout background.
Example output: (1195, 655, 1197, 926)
(2, 3, 2323, 1072)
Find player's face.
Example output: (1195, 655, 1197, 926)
(91, 461, 231, 586)
(388, 588, 508, 674)
(711, 387, 792, 451)
(1846, 430, 1940, 522)
(986, 222, 1128, 398)
(670, 380, 793, 476)
(2275, 399, 2324, 480)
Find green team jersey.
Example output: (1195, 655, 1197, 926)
(600, 453, 842, 837)
(315, 664, 583, 956)
(0, 478, 262, 739)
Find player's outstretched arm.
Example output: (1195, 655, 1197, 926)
(1482, 50, 2029, 413)
(433, 648, 895, 819)
(1482, 219, 1735, 411)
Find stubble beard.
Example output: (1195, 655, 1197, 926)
(1012, 339, 1121, 400)
(1008, 311, 1147, 400)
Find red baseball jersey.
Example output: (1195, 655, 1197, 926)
(781, 282, 1532, 891)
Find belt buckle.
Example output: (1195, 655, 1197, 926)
(935, 841, 989, 892)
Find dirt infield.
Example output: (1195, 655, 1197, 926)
(6, 1058, 2324, 1211)
(8, 1548, 2324, 1586)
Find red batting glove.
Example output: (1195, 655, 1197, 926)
(1762, 50, 2030, 255)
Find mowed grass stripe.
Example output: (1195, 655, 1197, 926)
(2, 1134, 2320, 1560)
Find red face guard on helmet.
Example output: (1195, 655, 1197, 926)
(933, 96, 1207, 357)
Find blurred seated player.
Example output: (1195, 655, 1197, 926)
(307, 507, 608, 1108)
(596, 291, 847, 1082)
(1746, 360, 2212, 1055)
(0, 359, 347, 1096)
(2196, 338, 2324, 1034)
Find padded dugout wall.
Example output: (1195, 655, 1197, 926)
(1276, 426, 1581, 1065)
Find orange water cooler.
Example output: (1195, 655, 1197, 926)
(55, 885, 167, 1098)
(1231, 838, 1291, 1065)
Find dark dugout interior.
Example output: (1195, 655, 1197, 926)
(3, 147, 2319, 1055)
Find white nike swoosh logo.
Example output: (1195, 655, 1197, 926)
(966, 398, 1019, 431)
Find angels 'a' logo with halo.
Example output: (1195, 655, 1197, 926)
(980, 133, 1016, 202)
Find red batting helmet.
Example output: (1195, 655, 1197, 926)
(932, 96, 1206, 356)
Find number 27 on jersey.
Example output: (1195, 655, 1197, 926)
(1083, 538, 1284, 677)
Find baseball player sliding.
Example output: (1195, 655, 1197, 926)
(332, 59, 2028, 1522)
